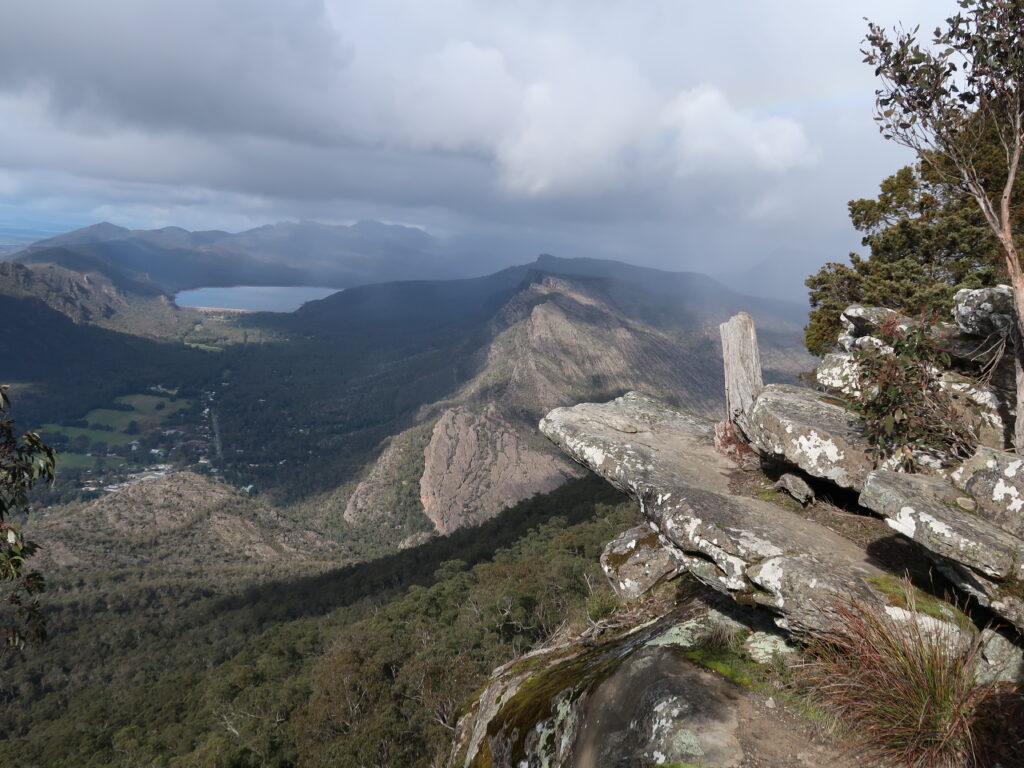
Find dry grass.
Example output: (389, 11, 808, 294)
(802, 583, 994, 768)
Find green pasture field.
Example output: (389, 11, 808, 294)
(41, 394, 193, 448)
(41, 425, 135, 446)
(56, 452, 127, 470)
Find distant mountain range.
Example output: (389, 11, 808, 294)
(0, 223, 67, 255)
(8, 219, 461, 294)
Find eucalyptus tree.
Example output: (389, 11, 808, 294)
(864, 0, 1024, 448)
(0, 386, 55, 652)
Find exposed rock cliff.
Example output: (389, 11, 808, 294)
(419, 406, 581, 534)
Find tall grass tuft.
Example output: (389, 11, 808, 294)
(802, 583, 994, 768)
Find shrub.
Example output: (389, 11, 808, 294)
(848, 314, 977, 469)
(802, 584, 993, 768)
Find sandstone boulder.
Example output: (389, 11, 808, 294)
(955, 446, 1024, 538)
(859, 469, 1024, 632)
(979, 628, 1024, 684)
(744, 384, 874, 491)
(771, 473, 815, 505)
(600, 524, 686, 600)
(953, 284, 1014, 337)
(860, 470, 1024, 583)
(841, 305, 905, 337)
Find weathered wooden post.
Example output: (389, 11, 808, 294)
(715, 312, 763, 462)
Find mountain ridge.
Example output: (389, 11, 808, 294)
(10, 219, 457, 293)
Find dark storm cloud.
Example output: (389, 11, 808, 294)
(0, 0, 953, 297)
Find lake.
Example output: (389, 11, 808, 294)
(175, 285, 339, 312)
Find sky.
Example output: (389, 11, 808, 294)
(0, 0, 954, 299)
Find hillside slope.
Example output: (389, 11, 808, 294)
(31, 472, 346, 570)
(3, 250, 810, 552)
(0, 259, 198, 340)
(283, 261, 812, 540)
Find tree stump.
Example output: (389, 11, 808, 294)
(719, 311, 764, 439)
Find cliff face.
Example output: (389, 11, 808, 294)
(343, 419, 435, 526)
(419, 406, 581, 534)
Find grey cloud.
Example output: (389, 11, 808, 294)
(0, 0, 955, 299)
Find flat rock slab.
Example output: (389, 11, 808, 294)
(860, 470, 1024, 582)
(860, 469, 1024, 633)
(744, 384, 874, 491)
(541, 391, 884, 633)
(600, 525, 686, 600)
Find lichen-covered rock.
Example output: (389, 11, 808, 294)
(814, 355, 1007, 450)
(840, 305, 905, 338)
(744, 384, 874, 491)
(860, 470, 1024, 582)
(955, 446, 1024, 538)
(540, 391, 886, 633)
(600, 525, 686, 600)
(815, 352, 861, 396)
(449, 600, 726, 768)
(450, 592, 811, 768)
(953, 285, 1014, 337)
(746, 553, 878, 622)
(939, 372, 1008, 449)
(978, 628, 1024, 684)
(860, 470, 1024, 632)
(771, 473, 815, 505)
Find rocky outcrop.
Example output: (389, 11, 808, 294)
(454, 294, 1024, 768)
(541, 391, 885, 633)
(744, 384, 874, 490)
(600, 525, 686, 600)
(420, 406, 582, 534)
(955, 446, 1024, 538)
(30, 472, 341, 568)
(450, 591, 811, 768)
(953, 284, 1015, 337)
